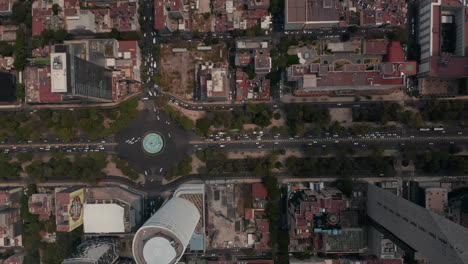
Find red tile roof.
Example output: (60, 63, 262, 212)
(32, 8, 52, 36)
(245, 208, 254, 219)
(287, 0, 341, 23)
(64, 8, 77, 16)
(385, 41, 405, 62)
(154, 0, 166, 30)
(365, 39, 388, 55)
(0, 0, 11, 13)
(252, 183, 268, 199)
(37, 67, 61, 102)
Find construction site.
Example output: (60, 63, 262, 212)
(205, 183, 271, 251)
(159, 42, 228, 102)
(206, 184, 249, 249)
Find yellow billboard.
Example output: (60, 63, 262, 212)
(67, 188, 84, 231)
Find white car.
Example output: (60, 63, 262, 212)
(144, 170, 148, 176)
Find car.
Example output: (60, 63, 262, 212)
(144, 170, 148, 176)
(168, 133, 171, 138)
(159, 168, 163, 172)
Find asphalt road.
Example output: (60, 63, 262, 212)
(113, 99, 195, 187)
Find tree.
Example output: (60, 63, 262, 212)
(172, 30, 181, 38)
(152, 73, 161, 85)
(0, 42, 13, 56)
(204, 32, 218, 45)
(340, 32, 351, 42)
(15, 83, 25, 99)
(273, 112, 281, 120)
(41, 243, 68, 264)
(335, 176, 353, 196)
(192, 30, 202, 38)
(52, 4, 60, 15)
(286, 55, 299, 66)
(16, 152, 33, 163)
(54, 29, 71, 43)
(196, 118, 212, 136)
(109, 28, 121, 40)
(279, 37, 291, 53)
(11, 2, 27, 25)
(179, 116, 194, 130)
(270, 0, 279, 14)
(13, 29, 26, 71)
(347, 25, 358, 33)
(246, 24, 262, 37)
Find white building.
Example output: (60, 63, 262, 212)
(83, 204, 125, 233)
(132, 197, 200, 264)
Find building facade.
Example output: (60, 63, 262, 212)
(55, 187, 85, 232)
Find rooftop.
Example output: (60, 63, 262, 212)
(252, 183, 268, 199)
(425, 187, 448, 214)
(83, 203, 125, 233)
(28, 193, 54, 221)
(64, 237, 120, 264)
(286, 0, 341, 23)
(365, 39, 388, 55)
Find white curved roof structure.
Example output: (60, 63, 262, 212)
(132, 197, 200, 264)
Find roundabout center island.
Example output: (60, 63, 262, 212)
(142, 132, 165, 155)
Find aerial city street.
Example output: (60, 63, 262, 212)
(0, 0, 467, 263)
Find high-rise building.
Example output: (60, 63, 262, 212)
(367, 183, 468, 264)
(132, 197, 200, 264)
(173, 184, 206, 252)
(417, 0, 468, 95)
(50, 40, 115, 102)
